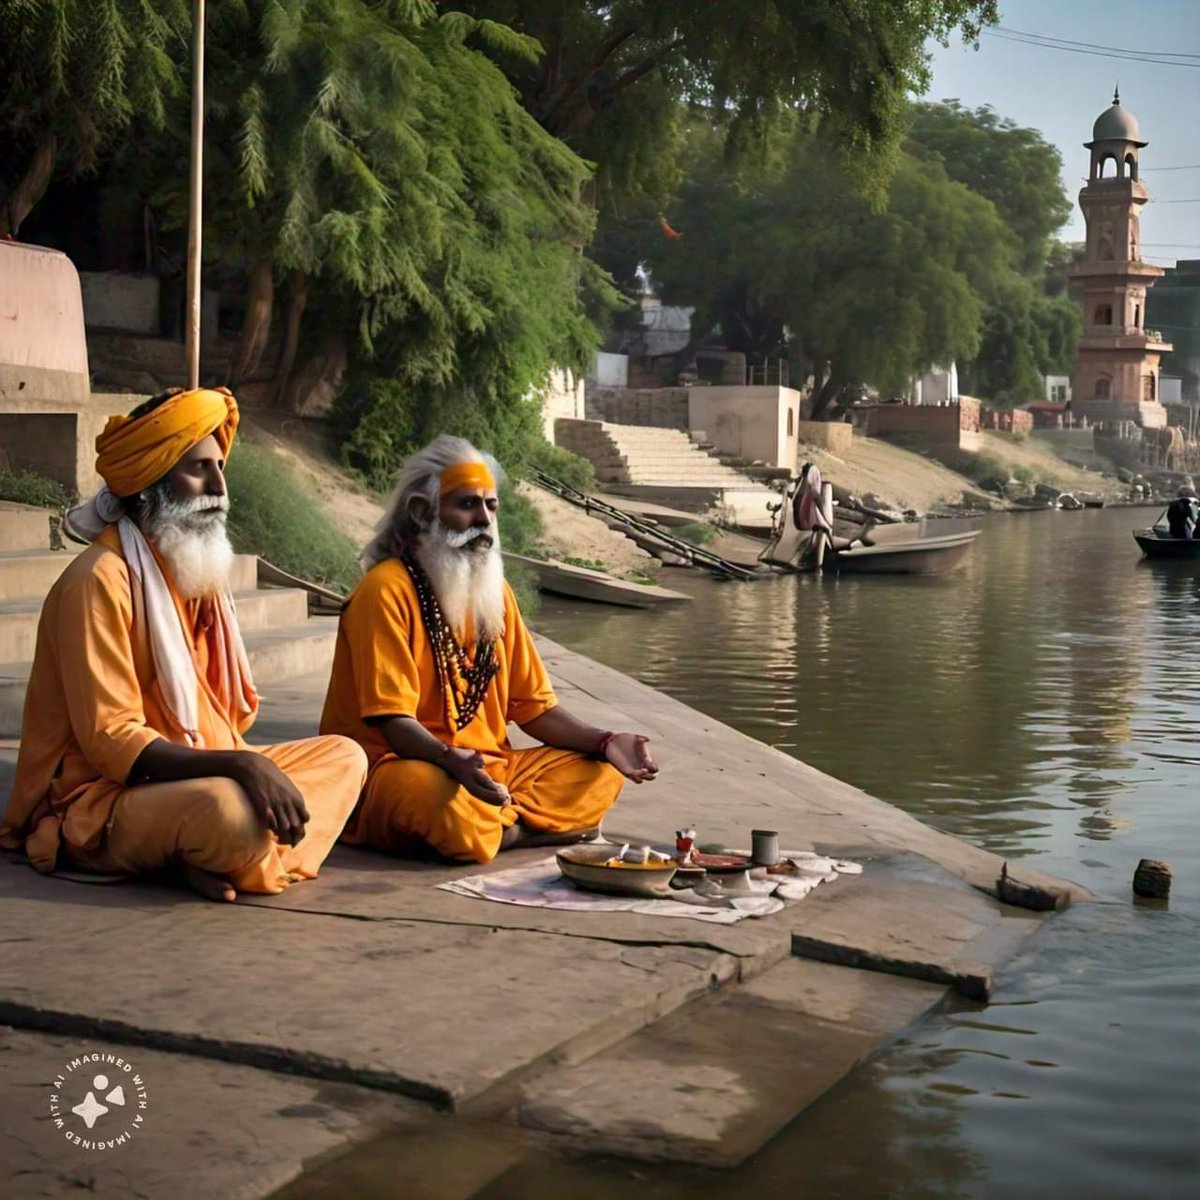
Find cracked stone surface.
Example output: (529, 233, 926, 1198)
(0, 1027, 422, 1200)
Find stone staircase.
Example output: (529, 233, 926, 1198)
(554, 419, 777, 525)
(0, 501, 338, 737)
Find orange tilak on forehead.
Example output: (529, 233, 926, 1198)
(439, 462, 496, 496)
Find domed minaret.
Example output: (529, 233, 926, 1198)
(1068, 90, 1172, 428)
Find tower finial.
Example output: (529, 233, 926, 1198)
(1113, 84, 1120, 106)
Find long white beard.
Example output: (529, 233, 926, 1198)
(144, 495, 235, 600)
(416, 519, 506, 643)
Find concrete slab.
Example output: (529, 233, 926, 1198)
(787, 852, 1044, 999)
(517, 957, 946, 1167)
(0, 878, 737, 1108)
(0, 1027, 423, 1200)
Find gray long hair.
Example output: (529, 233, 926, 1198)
(361, 435, 503, 569)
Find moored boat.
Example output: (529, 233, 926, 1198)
(502, 553, 692, 608)
(824, 525, 981, 575)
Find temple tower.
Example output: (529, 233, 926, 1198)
(1068, 91, 1172, 428)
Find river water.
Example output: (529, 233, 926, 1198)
(518, 507, 1198, 1199)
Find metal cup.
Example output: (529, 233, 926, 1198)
(751, 829, 780, 866)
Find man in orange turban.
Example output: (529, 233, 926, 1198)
(320, 435, 658, 864)
(1, 387, 366, 901)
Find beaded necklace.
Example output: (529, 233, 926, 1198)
(402, 553, 498, 731)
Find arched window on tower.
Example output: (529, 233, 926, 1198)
(787, 408, 794, 437)
(1095, 378, 1111, 400)
(1134, 304, 1142, 329)
(1125, 153, 1137, 181)
(1144, 374, 1157, 402)
(1098, 239, 1115, 261)
(1094, 304, 1113, 326)
(1100, 155, 1118, 178)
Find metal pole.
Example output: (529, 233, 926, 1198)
(184, 0, 206, 390)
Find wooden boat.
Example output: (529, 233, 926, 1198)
(824, 524, 981, 575)
(761, 515, 981, 576)
(502, 553, 692, 608)
(1133, 527, 1200, 560)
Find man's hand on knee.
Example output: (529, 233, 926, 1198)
(440, 747, 511, 807)
(231, 752, 310, 845)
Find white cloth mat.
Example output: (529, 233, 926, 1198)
(437, 850, 861, 925)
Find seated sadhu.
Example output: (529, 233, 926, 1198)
(0, 387, 367, 901)
(320, 435, 658, 863)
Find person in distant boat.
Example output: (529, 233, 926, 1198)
(1165, 486, 1197, 539)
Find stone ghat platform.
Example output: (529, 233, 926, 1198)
(0, 638, 1086, 1198)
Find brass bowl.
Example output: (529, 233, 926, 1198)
(556, 845, 678, 898)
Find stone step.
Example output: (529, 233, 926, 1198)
(0, 586, 308, 662)
(0, 504, 51, 553)
(0, 548, 258, 605)
(0, 616, 337, 737)
(0, 549, 81, 603)
(517, 957, 945, 1168)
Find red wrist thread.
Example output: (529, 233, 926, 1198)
(595, 730, 617, 760)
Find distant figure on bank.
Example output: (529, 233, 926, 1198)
(1165, 486, 1197, 539)
(0, 388, 367, 902)
(320, 436, 658, 863)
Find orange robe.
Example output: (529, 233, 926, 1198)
(320, 558, 622, 863)
(1, 528, 365, 893)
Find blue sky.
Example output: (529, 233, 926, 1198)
(925, 0, 1200, 263)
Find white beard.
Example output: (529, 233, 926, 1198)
(143, 495, 235, 600)
(415, 519, 506, 642)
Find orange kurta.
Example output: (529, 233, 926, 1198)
(1, 528, 365, 892)
(320, 558, 622, 862)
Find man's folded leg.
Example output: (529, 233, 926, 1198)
(504, 745, 624, 835)
(242, 735, 367, 890)
(346, 756, 518, 864)
(96, 735, 367, 894)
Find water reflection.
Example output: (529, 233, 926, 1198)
(536, 510, 1191, 865)
(531, 509, 1200, 1196)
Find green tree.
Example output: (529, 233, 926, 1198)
(645, 125, 1012, 416)
(456, 2, 999, 206)
(908, 101, 1071, 272)
(908, 101, 1079, 402)
(0, 0, 187, 237)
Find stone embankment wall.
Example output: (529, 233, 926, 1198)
(856, 397, 983, 452)
(980, 409, 1033, 437)
(795, 420, 853, 454)
(586, 387, 690, 429)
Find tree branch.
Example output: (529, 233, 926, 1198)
(538, 22, 641, 131)
(559, 38, 685, 138)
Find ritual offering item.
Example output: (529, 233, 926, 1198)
(557, 845, 678, 897)
(691, 852, 752, 875)
(751, 829, 780, 867)
(675, 826, 697, 863)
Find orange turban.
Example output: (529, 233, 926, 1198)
(95, 387, 239, 497)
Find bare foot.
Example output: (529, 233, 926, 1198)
(179, 863, 237, 903)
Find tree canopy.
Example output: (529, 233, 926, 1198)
(908, 101, 1079, 401)
(643, 120, 1012, 416)
(456, 1, 1000, 211)
(0, 0, 187, 236)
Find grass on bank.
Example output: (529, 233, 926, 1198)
(225, 443, 361, 593)
(0, 467, 74, 548)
